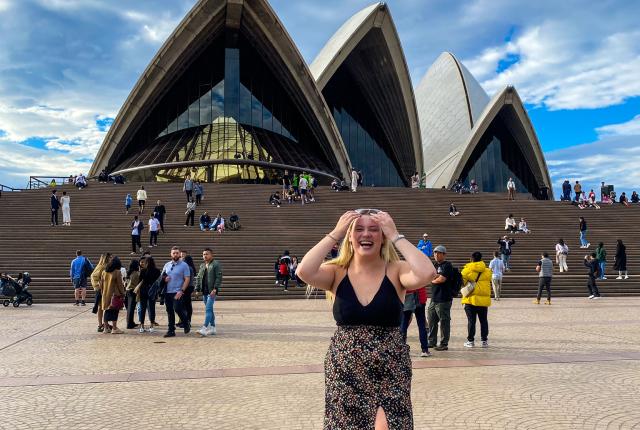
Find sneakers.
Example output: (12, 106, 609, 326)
(139, 327, 145, 333)
(80, 301, 86, 306)
(148, 326, 155, 333)
(111, 328, 124, 335)
(544, 300, 551, 305)
(207, 325, 217, 335)
(464, 341, 475, 348)
(533, 299, 540, 304)
(275, 281, 279, 285)
(625, 275, 629, 279)
(434, 345, 448, 351)
(588, 295, 595, 299)
(616, 276, 623, 280)
(198, 326, 208, 337)
(163, 331, 175, 338)
(97, 325, 104, 333)
(481, 341, 489, 348)
(601, 276, 607, 280)
(592, 296, 601, 300)
(420, 351, 432, 357)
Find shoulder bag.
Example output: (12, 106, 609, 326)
(461, 271, 483, 298)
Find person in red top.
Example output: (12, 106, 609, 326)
(400, 285, 430, 357)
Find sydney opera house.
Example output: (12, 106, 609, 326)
(90, 0, 553, 198)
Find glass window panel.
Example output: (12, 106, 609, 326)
(199, 89, 212, 125)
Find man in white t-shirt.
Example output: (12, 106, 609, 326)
(507, 177, 516, 200)
(148, 214, 160, 247)
(489, 251, 505, 301)
(351, 168, 358, 192)
(299, 175, 308, 205)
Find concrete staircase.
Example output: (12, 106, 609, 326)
(1, 183, 638, 303)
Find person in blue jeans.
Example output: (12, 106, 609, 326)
(195, 247, 223, 337)
(579, 217, 590, 248)
(595, 242, 607, 280)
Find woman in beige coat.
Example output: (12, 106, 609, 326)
(101, 257, 125, 334)
(90, 253, 111, 332)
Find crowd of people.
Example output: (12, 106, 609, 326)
(75, 246, 222, 337)
(561, 179, 639, 207)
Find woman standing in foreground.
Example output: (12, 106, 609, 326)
(296, 210, 436, 430)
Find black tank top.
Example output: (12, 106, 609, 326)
(332, 267, 403, 327)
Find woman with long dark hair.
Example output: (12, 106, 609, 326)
(136, 256, 161, 333)
(91, 253, 111, 332)
(125, 259, 141, 329)
(296, 209, 436, 429)
(614, 239, 628, 280)
(101, 256, 125, 334)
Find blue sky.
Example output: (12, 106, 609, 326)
(0, 0, 638, 198)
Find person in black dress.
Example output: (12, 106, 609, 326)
(297, 209, 436, 429)
(614, 239, 628, 279)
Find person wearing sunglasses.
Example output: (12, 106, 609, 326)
(296, 208, 436, 429)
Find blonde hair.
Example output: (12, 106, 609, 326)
(306, 216, 399, 301)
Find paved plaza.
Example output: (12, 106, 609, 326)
(1, 297, 640, 429)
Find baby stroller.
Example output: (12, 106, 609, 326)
(1, 272, 33, 307)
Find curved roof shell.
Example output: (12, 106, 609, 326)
(416, 52, 490, 175)
(424, 85, 554, 198)
(310, 2, 423, 178)
(90, 0, 351, 179)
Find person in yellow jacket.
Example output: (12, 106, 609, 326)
(461, 251, 492, 348)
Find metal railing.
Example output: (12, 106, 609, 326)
(0, 183, 20, 193)
(28, 176, 80, 189)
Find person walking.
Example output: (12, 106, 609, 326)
(417, 233, 433, 258)
(130, 215, 144, 255)
(555, 239, 569, 272)
(70, 250, 92, 306)
(90, 253, 111, 332)
(125, 193, 133, 214)
(350, 168, 358, 192)
(427, 245, 457, 351)
(584, 253, 601, 299)
(183, 175, 194, 202)
(101, 256, 125, 334)
(194, 180, 203, 205)
(579, 217, 590, 248)
(184, 199, 196, 226)
(125, 260, 141, 329)
(507, 177, 516, 200)
(534, 252, 553, 305)
(461, 252, 492, 348)
(60, 191, 71, 226)
(136, 186, 147, 214)
(136, 256, 161, 333)
(161, 247, 192, 337)
(148, 214, 160, 247)
(296, 209, 436, 428)
(489, 251, 505, 301)
(614, 239, 628, 279)
(153, 200, 166, 233)
(299, 175, 308, 204)
(50, 189, 60, 226)
(497, 235, 515, 271)
(195, 247, 223, 336)
(400, 286, 430, 357)
(180, 255, 197, 327)
(596, 242, 607, 280)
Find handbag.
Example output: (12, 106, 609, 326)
(461, 272, 483, 298)
(110, 294, 124, 310)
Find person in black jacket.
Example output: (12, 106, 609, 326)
(584, 253, 601, 299)
(614, 239, 628, 279)
(153, 200, 167, 233)
(497, 236, 516, 271)
(579, 217, 590, 248)
(50, 189, 60, 226)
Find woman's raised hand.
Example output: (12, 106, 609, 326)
(330, 211, 360, 240)
(370, 211, 399, 240)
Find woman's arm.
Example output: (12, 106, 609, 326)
(370, 211, 436, 290)
(296, 211, 360, 290)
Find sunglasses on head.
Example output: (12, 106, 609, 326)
(355, 208, 381, 215)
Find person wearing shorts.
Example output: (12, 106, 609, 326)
(299, 175, 308, 205)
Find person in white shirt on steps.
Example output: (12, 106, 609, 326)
(60, 191, 71, 226)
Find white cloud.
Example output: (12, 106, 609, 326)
(464, 23, 640, 110)
(0, 0, 11, 12)
(546, 135, 640, 197)
(596, 114, 640, 137)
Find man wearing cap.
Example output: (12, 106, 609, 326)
(417, 233, 433, 257)
(427, 245, 456, 351)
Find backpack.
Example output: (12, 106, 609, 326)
(450, 267, 464, 295)
(278, 262, 289, 276)
(81, 257, 93, 279)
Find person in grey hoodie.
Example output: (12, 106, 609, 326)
(183, 175, 194, 202)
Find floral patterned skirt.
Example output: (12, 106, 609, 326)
(324, 325, 413, 429)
